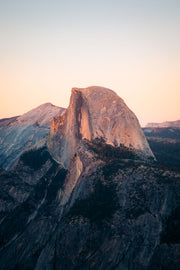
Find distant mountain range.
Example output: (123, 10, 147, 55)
(146, 120, 180, 128)
(143, 120, 180, 171)
(143, 127, 180, 140)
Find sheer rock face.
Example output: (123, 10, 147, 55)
(48, 86, 154, 167)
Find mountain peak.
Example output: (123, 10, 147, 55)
(14, 103, 65, 127)
(71, 86, 125, 103)
(48, 86, 154, 168)
(71, 85, 116, 93)
(36, 102, 54, 107)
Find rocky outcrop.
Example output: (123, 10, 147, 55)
(48, 86, 154, 167)
(0, 103, 65, 170)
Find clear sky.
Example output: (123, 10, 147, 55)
(0, 0, 179, 126)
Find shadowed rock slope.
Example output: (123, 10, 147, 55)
(0, 142, 179, 270)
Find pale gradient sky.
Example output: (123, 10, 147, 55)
(0, 0, 179, 126)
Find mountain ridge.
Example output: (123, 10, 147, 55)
(146, 119, 180, 128)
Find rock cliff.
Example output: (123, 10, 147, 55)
(0, 87, 179, 270)
(48, 86, 154, 167)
